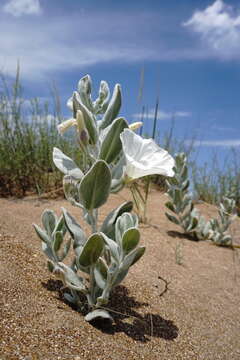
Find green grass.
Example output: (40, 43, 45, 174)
(0, 67, 77, 197)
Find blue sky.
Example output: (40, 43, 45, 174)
(1, 0, 240, 166)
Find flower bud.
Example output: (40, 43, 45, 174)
(57, 118, 77, 135)
(129, 122, 143, 131)
(76, 110, 89, 146)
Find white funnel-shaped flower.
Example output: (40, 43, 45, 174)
(120, 129, 175, 181)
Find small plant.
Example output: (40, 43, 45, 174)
(208, 197, 236, 247)
(226, 180, 240, 217)
(175, 240, 184, 265)
(165, 152, 199, 237)
(33, 75, 174, 322)
(165, 153, 237, 246)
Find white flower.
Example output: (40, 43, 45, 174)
(120, 129, 175, 181)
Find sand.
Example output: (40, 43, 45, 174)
(0, 189, 240, 360)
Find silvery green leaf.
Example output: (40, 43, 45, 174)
(167, 176, 178, 186)
(101, 232, 120, 262)
(112, 268, 128, 287)
(165, 212, 180, 225)
(64, 293, 76, 304)
(59, 238, 72, 261)
(221, 234, 232, 245)
(47, 260, 55, 273)
(111, 155, 125, 180)
(110, 179, 124, 193)
(180, 165, 188, 181)
(42, 242, 55, 261)
(122, 228, 140, 255)
(63, 175, 81, 204)
(115, 212, 138, 245)
(79, 160, 111, 210)
(78, 233, 104, 267)
(99, 117, 128, 164)
(57, 263, 86, 292)
(73, 91, 98, 144)
(93, 80, 110, 114)
(120, 246, 145, 271)
(42, 209, 57, 237)
(94, 258, 108, 289)
(186, 217, 198, 233)
(77, 75, 93, 111)
(33, 223, 49, 244)
(53, 231, 64, 252)
(83, 208, 92, 226)
(96, 286, 111, 306)
(62, 208, 86, 247)
(100, 84, 122, 129)
(174, 189, 182, 207)
(182, 179, 190, 191)
(100, 201, 133, 239)
(85, 309, 113, 322)
(165, 201, 175, 213)
(180, 204, 194, 221)
(53, 147, 83, 179)
(53, 215, 67, 237)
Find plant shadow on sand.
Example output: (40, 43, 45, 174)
(42, 280, 179, 343)
(167, 230, 199, 241)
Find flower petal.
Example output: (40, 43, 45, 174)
(120, 129, 174, 180)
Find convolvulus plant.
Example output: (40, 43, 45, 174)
(208, 197, 236, 246)
(165, 153, 237, 245)
(165, 152, 199, 237)
(33, 75, 174, 322)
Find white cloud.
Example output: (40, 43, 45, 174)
(0, 8, 213, 80)
(3, 0, 41, 17)
(186, 139, 240, 147)
(183, 0, 240, 59)
(133, 109, 191, 120)
(0, 12, 161, 79)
